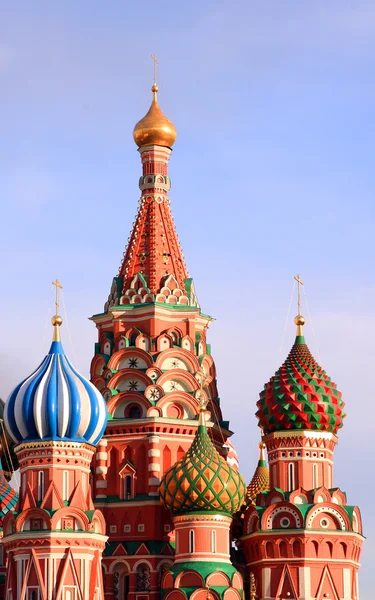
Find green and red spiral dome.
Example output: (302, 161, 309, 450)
(256, 330, 345, 434)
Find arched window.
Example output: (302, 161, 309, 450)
(124, 475, 132, 499)
(279, 541, 288, 558)
(287, 463, 295, 491)
(37, 471, 44, 503)
(312, 463, 319, 488)
(189, 530, 195, 553)
(129, 332, 138, 346)
(266, 541, 274, 558)
(63, 470, 69, 501)
(211, 530, 216, 553)
(128, 405, 141, 419)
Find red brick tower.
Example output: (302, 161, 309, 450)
(90, 78, 236, 599)
(240, 287, 364, 600)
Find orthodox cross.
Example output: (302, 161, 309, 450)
(52, 279, 63, 316)
(294, 274, 304, 315)
(151, 54, 159, 85)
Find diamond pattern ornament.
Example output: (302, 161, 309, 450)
(159, 420, 246, 516)
(246, 443, 270, 505)
(256, 333, 345, 434)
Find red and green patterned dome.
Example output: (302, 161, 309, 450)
(256, 324, 345, 435)
(159, 413, 246, 516)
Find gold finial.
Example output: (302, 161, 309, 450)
(151, 54, 159, 90)
(293, 274, 305, 336)
(133, 56, 177, 148)
(51, 279, 63, 341)
(258, 442, 266, 460)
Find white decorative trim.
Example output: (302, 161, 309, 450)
(306, 506, 346, 530)
(148, 449, 160, 457)
(266, 506, 302, 529)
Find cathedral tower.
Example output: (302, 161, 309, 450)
(159, 402, 246, 600)
(240, 282, 364, 600)
(3, 300, 108, 600)
(89, 73, 237, 598)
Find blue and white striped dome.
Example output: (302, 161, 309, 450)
(4, 337, 107, 447)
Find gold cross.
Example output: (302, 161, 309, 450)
(151, 54, 159, 85)
(52, 279, 63, 315)
(294, 274, 304, 315)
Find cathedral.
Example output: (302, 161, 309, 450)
(0, 73, 364, 600)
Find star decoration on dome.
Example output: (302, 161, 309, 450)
(170, 381, 178, 391)
(128, 357, 138, 368)
(170, 359, 180, 368)
(128, 380, 139, 391)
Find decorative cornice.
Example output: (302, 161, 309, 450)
(15, 440, 95, 453)
(174, 513, 232, 524)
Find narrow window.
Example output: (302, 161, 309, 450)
(312, 463, 319, 488)
(211, 530, 216, 553)
(63, 471, 69, 501)
(124, 475, 132, 499)
(288, 463, 295, 491)
(37, 471, 44, 502)
(189, 530, 195, 553)
(272, 464, 277, 488)
(328, 464, 332, 488)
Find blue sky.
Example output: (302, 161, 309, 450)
(1, 1, 374, 596)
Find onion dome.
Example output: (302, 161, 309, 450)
(4, 313, 107, 447)
(256, 315, 345, 434)
(133, 84, 177, 148)
(159, 408, 246, 516)
(0, 460, 17, 524)
(246, 443, 270, 504)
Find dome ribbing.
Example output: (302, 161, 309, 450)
(5, 325, 107, 446)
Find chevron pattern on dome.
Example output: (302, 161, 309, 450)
(256, 335, 345, 434)
(0, 462, 17, 524)
(247, 444, 270, 504)
(159, 422, 246, 516)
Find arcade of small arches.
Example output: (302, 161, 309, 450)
(102, 559, 174, 600)
(243, 536, 362, 563)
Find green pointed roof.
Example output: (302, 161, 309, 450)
(159, 413, 245, 516)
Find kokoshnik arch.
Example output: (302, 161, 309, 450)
(0, 64, 364, 600)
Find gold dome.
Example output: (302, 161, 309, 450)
(133, 85, 177, 148)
